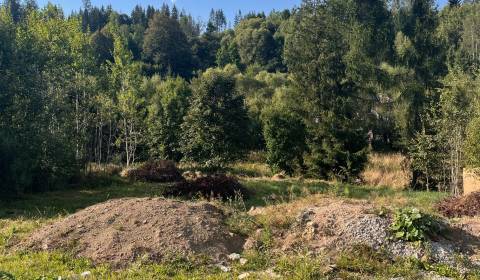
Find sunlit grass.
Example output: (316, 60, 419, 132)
(0, 166, 456, 279)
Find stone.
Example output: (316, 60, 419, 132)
(238, 272, 250, 279)
(228, 253, 241, 261)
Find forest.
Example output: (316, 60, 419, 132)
(3, 0, 480, 197)
(5, 0, 480, 278)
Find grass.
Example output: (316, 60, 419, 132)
(0, 177, 169, 219)
(0, 160, 460, 279)
(361, 153, 411, 190)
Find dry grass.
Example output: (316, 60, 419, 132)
(86, 163, 123, 176)
(463, 168, 480, 195)
(361, 153, 410, 190)
(250, 194, 365, 229)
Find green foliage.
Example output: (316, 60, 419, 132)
(284, 0, 382, 180)
(234, 17, 284, 72)
(143, 12, 193, 77)
(390, 208, 439, 242)
(465, 116, 480, 168)
(109, 32, 145, 166)
(336, 245, 393, 274)
(1, 0, 480, 196)
(262, 110, 306, 175)
(216, 30, 242, 69)
(180, 68, 249, 168)
(145, 76, 191, 161)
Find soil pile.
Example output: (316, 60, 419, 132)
(166, 175, 250, 200)
(437, 192, 480, 218)
(247, 200, 468, 264)
(21, 198, 244, 268)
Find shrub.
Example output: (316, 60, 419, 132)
(165, 175, 249, 200)
(262, 110, 306, 176)
(121, 160, 183, 183)
(390, 208, 442, 242)
(180, 68, 249, 168)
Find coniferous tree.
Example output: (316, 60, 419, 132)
(143, 12, 193, 77)
(449, 0, 462, 6)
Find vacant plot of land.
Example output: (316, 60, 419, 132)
(0, 173, 459, 279)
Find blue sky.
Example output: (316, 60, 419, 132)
(37, 0, 449, 23)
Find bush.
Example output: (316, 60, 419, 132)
(390, 208, 442, 242)
(180, 68, 249, 168)
(165, 175, 249, 200)
(121, 160, 183, 183)
(0, 130, 77, 198)
(262, 110, 306, 175)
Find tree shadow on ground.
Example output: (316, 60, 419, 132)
(0, 176, 171, 220)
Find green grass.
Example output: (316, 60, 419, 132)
(243, 180, 448, 212)
(0, 174, 459, 279)
(0, 177, 170, 219)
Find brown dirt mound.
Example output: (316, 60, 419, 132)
(437, 192, 480, 218)
(20, 198, 244, 268)
(121, 160, 184, 183)
(247, 200, 469, 264)
(165, 175, 250, 200)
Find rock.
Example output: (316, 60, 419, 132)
(216, 264, 231, 272)
(324, 264, 337, 274)
(228, 253, 241, 261)
(80, 271, 91, 278)
(248, 207, 266, 216)
(240, 258, 248, 265)
(238, 272, 250, 279)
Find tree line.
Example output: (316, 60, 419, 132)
(1, 0, 480, 197)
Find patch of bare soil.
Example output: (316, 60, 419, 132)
(451, 217, 480, 263)
(247, 199, 478, 265)
(20, 198, 244, 268)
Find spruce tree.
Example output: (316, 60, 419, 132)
(143, 12, 193, 77)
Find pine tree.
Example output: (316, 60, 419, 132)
(171, 5, 179, 20)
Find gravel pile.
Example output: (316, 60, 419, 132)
(255, 200, 467, 265)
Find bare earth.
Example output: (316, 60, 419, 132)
(20, 198, 244, 268)
(248, 199, 480, 266)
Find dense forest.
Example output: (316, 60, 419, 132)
(1, 0, 480, 198)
